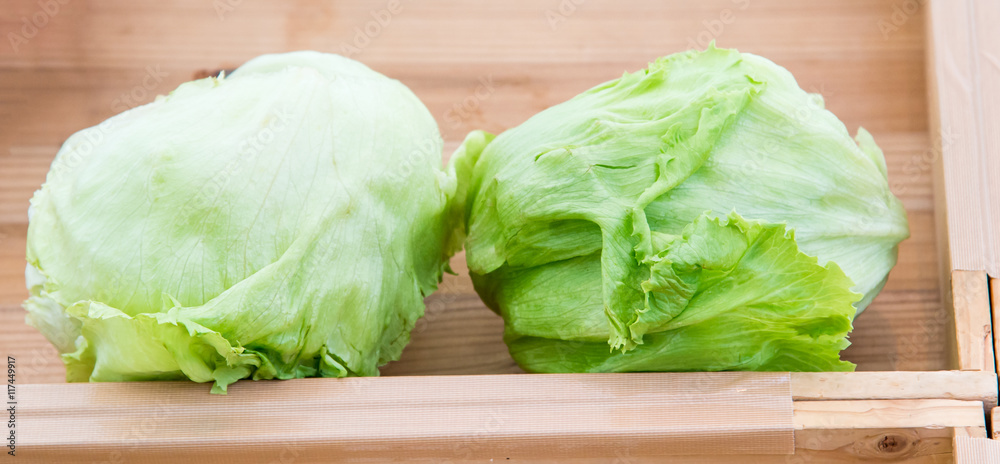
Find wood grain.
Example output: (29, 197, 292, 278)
(949, 271, 995, 372)
(9, 429, 982, 464)
(18, 373, 797, 461)
(993, 406, 1000, 440)
(926, 0, 1000, 278)
(790, 427, 977, 464)
(954, 436, 1000, 464)
(789, 371, 997, 407)
(994, 277, 1000, 385)
(792, 399, 984, 430)
(12, 378, 988, 464)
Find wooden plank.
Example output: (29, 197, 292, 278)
(16, 373, 796, 461)
(950, 270, 995, 371)
(954, 436, 1000, 464)
(793, 399, 983, 429)
(790, 371, 997, 407)
(992, 407, 1000, 439)
(926, 0, 1000, 278)
(992, 277, 1000, 384)
(0, 223, 28, 304)
(793, 401, 985, 462)
(10, 378, 987, 463)
(954, 426, 989, 439)
(0, 1, 928, 69)
(789, 428, 972, 464)
(8, 431, 974, 464)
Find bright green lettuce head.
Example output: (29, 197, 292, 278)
(454, 46, 909, 372)
(24, 52, 463, 392)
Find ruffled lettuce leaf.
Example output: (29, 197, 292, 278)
(489, 212, 859, 372)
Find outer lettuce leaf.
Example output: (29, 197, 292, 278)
(498, 212, 858, 372)
(457, 45, 908, 371)
(25, 52, 461, 392)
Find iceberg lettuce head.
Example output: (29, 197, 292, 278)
(24, 52, 462, 392)
(454, 46, 909, 373)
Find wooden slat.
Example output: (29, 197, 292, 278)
(0, 2, 927, 67)
(793, 399, 983, 430)
(790, 371, 997, 407)
(0, 223, 28, 304)
(379, 295, 522, 376)
(950, 270, 995, 371)
(10, 430, 978, 464)
(790, 428, 977, 464)
(10, 378, 988, 463)
(954, 426, 989, 439)
(992, 407, 1000, 440)
(954, 436, 1000, 464)
(17, 373, 797, 461)
(926, 0, 1000, 277)
(993, 277, 1000, 386)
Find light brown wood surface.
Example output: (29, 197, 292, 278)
(0, 0, 954, 384)
(12, 377, 988, 463)
(789, 371, 997, 406)
(993, 406, 1000, 439)
(950, 271, 995, 372)
(994, 278, 1000, 384)
(955, 437, 1000, 464)
(926, 0, 1000, 279)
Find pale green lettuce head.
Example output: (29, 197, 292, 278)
(25, 52, 462, 392)
(455, 46, 909, 372)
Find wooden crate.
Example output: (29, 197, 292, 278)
(0, 0, 997, 462)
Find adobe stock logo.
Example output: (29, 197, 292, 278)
(545, 0, 588, 31)
(443, 75, 496, 130)
(6, 0, 71, 54)
(339, 0, 405, 58)
(877, 0, 927, 39)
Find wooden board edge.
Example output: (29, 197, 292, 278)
(992, 278, 1000, 385)
(951, 270, 995, 372)
(794, 399, 984, 430)
(794, 400, 987, 462)
(791, 400, 987, 462)
(790, 371, 998, 409)
(13, 429, 982, 464)
(954, 426, 990, 440)
(927, 0, 1000, 374)
(926, 0, 953, 325)
(12, 370, 999, 401)
(795, 400, 985, 461)
(793, 427, 977, 463)
(14, 394, 989, 463)
(992, 407, 1000, 440)
(954, 436, 1000, 464)
(926, 0, 1000, 279)
(12, 370, 1000, 404)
